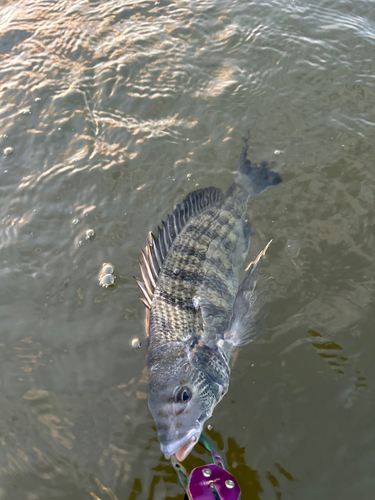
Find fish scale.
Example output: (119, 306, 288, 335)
(150, 200, 244, 349)
(135, 137, 282, 461)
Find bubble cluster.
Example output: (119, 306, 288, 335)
(99, 262, 115, 288)
(85, 228, 95, 240)
(101, 263, 114, 275)
(100, 274, 115, 287)
(4, 147, 14, 156)
(132, 338, 141, 349)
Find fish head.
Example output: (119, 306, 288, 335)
(148, 345, 223, 461)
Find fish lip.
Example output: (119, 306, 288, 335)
(160, 423, 202, 460)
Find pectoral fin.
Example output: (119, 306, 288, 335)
(225, 241, 272, 346)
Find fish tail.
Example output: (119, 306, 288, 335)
(233, 131, 282, 197)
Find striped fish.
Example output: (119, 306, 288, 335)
(135, 137, 282, 461)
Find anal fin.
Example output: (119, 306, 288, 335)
(225, 240, 272, 346)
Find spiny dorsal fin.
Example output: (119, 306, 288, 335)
(135, 187, 223, 308)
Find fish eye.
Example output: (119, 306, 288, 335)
(174, 386, 192, 404)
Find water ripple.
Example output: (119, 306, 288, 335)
(0, 0, 375, 498)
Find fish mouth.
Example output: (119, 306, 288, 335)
(160, 424, 202, 461)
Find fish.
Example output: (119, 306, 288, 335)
(135, 136, 282, 462)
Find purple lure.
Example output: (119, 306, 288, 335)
(171, 435, 241, 500)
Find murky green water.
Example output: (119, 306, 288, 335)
(1, 0, 374, 498)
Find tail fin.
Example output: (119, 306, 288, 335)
(224, 241, 272, 346)
(235, 132, 282, 195)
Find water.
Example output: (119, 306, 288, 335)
(0, 0, 374, 498)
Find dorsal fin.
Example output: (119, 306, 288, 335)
(135, 187, 223, 308)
